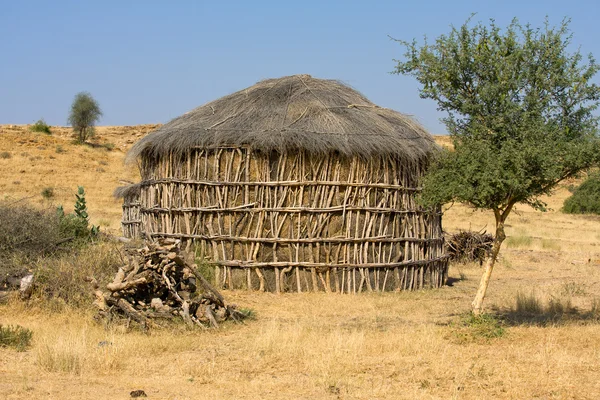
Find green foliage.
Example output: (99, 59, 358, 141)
(41, 187, 55, 199)
(30, 119, 51, 134)
(394, 17, 600, 214)
(562, 172, 600, 214)
(101, 142, 115, 151)
(0, 324, 33, 351)
(56, 187, 99, 240)
(67, 92, 102, 144)
(449, 313, 506, 344)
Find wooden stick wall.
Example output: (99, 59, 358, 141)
(124, 147, 448, 292)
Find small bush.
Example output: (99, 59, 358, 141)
(41, 187, 55, 199)
(0, 324, 33, 351)
(0, 200, 64, 276)
(34, 242, 121, 308)
(449, 313, 506, 344)
(563, 173, 600, 215)
(102, 142, 115, 151)
(55, 145, 66, 154)
(30, 119, 52, 134)
(56, 186, 100, 240)
(514, 291, 544, 315)
(0, 151, 11, 159)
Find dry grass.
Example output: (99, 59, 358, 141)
(1, 130, 600, 399)
(0, 124, 157, 233)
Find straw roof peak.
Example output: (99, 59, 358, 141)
(126, 74, 437, 162)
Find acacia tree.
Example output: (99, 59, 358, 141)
(394, 17, 600, 314)
(68, 92, 102, 144)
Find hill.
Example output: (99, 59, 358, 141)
(0, 124, 158, 232)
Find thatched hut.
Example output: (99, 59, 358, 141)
(123, 74, 448, 292)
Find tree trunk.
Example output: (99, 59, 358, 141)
(471, 209, 507, 315)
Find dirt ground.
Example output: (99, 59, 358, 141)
(1, 125, 599, 399)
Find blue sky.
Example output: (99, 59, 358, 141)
(1, 0, 598, 134)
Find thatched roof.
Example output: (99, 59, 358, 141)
(113, 183, 141, 199)
(127, 74, 437, 162)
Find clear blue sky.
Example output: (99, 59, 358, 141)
(1, 0, 598, 134)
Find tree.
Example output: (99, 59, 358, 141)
(67, 92, 102, 144)
(393, 17, 600, 314)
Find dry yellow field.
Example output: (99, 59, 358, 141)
(1, 125, 600, 399)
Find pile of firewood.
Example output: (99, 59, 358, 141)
(445, 230, 494, 264)
(94, 238, 247, 329)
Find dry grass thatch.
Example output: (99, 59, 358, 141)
(126, 74, 437, 162)
(113, 183, 141, 200)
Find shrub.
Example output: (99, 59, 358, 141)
(30, 119, 51, 134)
(102, 142, 115, 151)
(0, 324, 33, 351)
(449, 313, 506, 344)
(56, 186, 100, 240)
(514, 291, 544, 315)
(0, 198, 117, 309)
(0, 200, 64, 276)
(0, 151, 11, 159)
(41, 187, 55, 199)
(34, 242, 121, 308)
(55, 145, 66, 154)
(563, 173, 600, 215)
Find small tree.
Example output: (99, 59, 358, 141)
(394, 17, 600, 314)
(67, 92, 102, 144)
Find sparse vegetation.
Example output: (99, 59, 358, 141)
(0, 122, 599, 398)
(34, 242, 120, 309)
(505, 234, 532, 248)
(101, 142, 115, 151)
(563, 172, 600, 215)
(449, 313, 506, 344)
(0, 151, 11, 159)
(561, 282, 586, 297)
(41, 186, 55, 199)
(514, 291, 544, 315)
(55, 145, 66, 154)
(0, 200, 64, 276)
(29, 119, 52, 134)
(0, 324, 33, 351)
(508, 291, 580, 324)
(67, 92, 102, 144)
